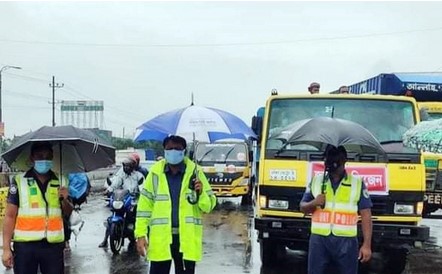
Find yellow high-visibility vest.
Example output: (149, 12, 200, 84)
(310, 173, 362, 237)
(135, 157, 217, 262)
(13, 175, 64, 243)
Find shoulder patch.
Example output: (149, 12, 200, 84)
(363, 189, 370, 198)
(9, 185, 17, 195)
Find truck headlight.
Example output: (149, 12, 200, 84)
(259, 195, 267, 208)
(239, 178, 249, 186)
(268, 199, 289, 210)
(416, 202, 424, 215)
(394, 203, 414, 215)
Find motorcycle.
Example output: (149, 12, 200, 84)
(106, 188, 137, 254)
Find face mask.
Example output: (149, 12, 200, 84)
(164, 149, 185, 165)
(34, 160, 53, 174)
(325, 155, 342, 173)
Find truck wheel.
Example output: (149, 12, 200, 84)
(240, 187, 253, 206)
(259, 239, 285, 266)
(383, 248, 408, 274)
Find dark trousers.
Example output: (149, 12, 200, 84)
(149, 234, 196, 274)
(308, 234, 359, 274)
(13, 241, 65, 274)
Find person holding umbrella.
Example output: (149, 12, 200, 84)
(135, 135, 217, 274)
(300, 145, 373, 274)
(2, 141, 73, 274)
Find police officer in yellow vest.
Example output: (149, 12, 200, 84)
(2, 141, 73, 274)
(300, 145, 372, 274)
(135, 135, 217, 274)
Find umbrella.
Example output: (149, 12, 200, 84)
(269, 117, 385, 154)
(1, 125, 115, 178)
(403, 119, 442, 153)
(134, 105, 256, 143)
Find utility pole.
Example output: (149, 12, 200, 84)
(49, 76, 64, 127)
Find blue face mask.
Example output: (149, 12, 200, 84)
(164, 149, 185, 165)
(34, 160, 53, 174)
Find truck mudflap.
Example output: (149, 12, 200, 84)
(255, 217, 430, 246)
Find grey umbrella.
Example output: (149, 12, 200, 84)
(269, 117, 385, 154)
(1, 125, 115, 179)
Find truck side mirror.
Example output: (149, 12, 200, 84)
(248, 150, 254, 162)
(251, 116, 263, 138)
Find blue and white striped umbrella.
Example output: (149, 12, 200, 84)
(134, 105, 256, 143)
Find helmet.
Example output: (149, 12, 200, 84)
(122, 157, 136, 167)
(130, 153, 141, 166)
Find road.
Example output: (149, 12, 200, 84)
(1, 192, 441, 274)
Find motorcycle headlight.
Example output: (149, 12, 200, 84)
(112, 201, 124, 210)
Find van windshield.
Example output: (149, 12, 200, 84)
(265, 98, 416, 150)
(194, 143, 248, 166)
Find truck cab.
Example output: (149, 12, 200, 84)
(253, 94, 429, 273)
(193, 141, 253, 204)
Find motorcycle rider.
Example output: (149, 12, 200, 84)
(99, 157, 145, 248)
(131, 152, 149, 178)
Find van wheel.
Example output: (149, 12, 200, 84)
(259, 239, 285, 266)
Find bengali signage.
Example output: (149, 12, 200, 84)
(310, 162, 388, 195)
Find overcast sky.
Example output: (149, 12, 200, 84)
(1, 1, 442, 139)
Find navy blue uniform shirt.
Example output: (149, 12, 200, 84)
(164, 163, 185, 228)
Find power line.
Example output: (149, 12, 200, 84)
(0, 26, 441, 48)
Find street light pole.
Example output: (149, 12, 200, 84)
(0, 65, 21, 153)
(0, 65, 22, 123)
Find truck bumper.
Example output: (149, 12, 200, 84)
(255, 217, 430, 249)
(212, 185, 249, 197)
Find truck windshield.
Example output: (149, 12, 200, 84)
(265, 98, 416, 150)
(194, 143, 248, 166)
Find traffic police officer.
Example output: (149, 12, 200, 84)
(300, 145, 372, 274)
(135, 135, 217, 274)
(2, 141, 72, 274)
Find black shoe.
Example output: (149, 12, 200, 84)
(98, 241, 108, 248)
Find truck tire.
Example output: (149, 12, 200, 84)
(383, 248, 408, 274)
(259, 239, 285, 266)
(240, 186, 253, 206)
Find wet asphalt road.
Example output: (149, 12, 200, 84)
(1, 191, 442, 274)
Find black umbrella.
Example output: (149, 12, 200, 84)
(269, 117, 385, 154)
(1, 125, 115, 182)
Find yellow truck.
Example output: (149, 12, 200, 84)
(193, 141, 253, 204)
(252, 94, 429, 273)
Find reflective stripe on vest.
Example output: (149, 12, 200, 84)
(14, 175, 64, 243)
(310, 174, 361, 237)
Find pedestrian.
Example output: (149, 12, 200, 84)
(135, 135, 217, 274)
(339, 85, 350, 94)
(99, 156, 144, 248)
(1, 141, 73, 274)
(308, 82, 320, 94)
(300, 145, 372, 274)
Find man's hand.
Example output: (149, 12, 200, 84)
(358, 244, 372, 263)
(194, 180, 202, 194)
(313, 194, 326, 207)
(2, 249, 13, 269)
(137, 237, 148, 257)
(59, 186, 68, 200)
